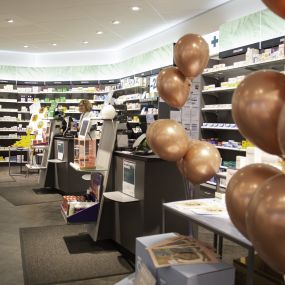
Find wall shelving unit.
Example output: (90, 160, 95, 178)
(199, 37, 285, 193)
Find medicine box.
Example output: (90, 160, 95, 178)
(136, 233, 235, 285)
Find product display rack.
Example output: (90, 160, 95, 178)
(200, 41, 285, 192)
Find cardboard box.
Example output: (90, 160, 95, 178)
(136, 233, 235, 285)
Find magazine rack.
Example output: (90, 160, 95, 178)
(66, 119, 118, 241)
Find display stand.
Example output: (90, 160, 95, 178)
(65, 120, 118, 241)
(8, 147, 29, 177)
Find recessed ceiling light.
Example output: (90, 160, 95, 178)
(24, 45, 29, 48)
(96, 31, 103, 35)
(52, 43, 57, 46)
(7, 19, 14, 23)
(112, 20, 120, 25)
(131, 6, 140, 11)
(82, 41, 89, 44)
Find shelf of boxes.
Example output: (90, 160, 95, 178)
(0, 109, 18, 113)
(201, 126, 239, 130)
(215, 146, 247, 152)
(202, 105, 232, 111)
(203, 56, 285, 77)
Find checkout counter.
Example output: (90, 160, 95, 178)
(105, 151, 189, 253)
(45, 137, 90, 194)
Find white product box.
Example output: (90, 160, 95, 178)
(246, 147, 262, 164)
(136, 233, 235, 285)
(236, 156, 247, 169)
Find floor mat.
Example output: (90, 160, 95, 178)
(20, 225, 133, 285)
(0, 186, 62, 206)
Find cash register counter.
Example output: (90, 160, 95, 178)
(45, 137, 89, 194)
(108, 151, 189, 253)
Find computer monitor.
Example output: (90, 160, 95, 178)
(79, 119, 90, 139)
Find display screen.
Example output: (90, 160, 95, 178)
(79, 120, 89, 137)
(57, 142, 64, 160)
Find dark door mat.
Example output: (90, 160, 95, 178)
(20, 225, 134, 285)
(33, 187, 64, 196)
(0, 186, 62, 206)
(51, 274, 130, 285)
(64, 234, 118, 254)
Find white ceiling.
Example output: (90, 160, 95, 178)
(0, 0, 231, 53)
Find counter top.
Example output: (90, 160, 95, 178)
(114, 151, 161, 162)
(54, 136, 75, 141)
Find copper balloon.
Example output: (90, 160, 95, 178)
(262, 0, 285, 19)
(174, 34, 209, 79)
(232, 70, 285, 155)
(177, 141, 221, 184)
(146, 119, 189, 161)
(226, 164, 281, 239)
(278, 104, 285, 157)
(246, 174, 285, 274)
(157, 67, 190, 109)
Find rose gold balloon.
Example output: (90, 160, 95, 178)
(174, 34, 209, 79)
(146, 119, 189, 161)
(226, 164, 281, 239)
(157, 67, 191, 109)
(178, 141, 221, 184)
(278, 104, 285, 157)
(246, 174, 285, 273)
(232, 70, 285, 155)
(262, 0, 285, 19)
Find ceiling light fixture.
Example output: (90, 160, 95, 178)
(131, 6, 140, 11)
(112, 20, 120, 25)
(82, 41, 89, 44)
(24, 45, 29, 48)
(96, 31, 103, 35)
(7, 19, 14, 23)
(52, 43, 57, 46)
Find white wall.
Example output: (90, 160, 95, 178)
(0, 0, 266, 67)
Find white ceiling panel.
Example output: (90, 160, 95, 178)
(0, 0, 232, 52)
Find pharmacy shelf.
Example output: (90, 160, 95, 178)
(140, 98, 158, 102)
(203, 57, 285, 77)
(201, 126, 239, 130)
(0, 148, 28, 152)
(0, 90, 110, 95)
(0, 137, 20, 140)
(205, 181, 226, 189)
(202, 87, 236, 94)
(0, 130, 26, 133)
(126, 109, 141, 111)
(65, 111, 81, 114)
(113, 85, 147, 93)
(0, 110, 18, 113)
(0, 99, 17, 103)
(202, 106, 232, 111)
(18, 111, 30, 114)
(0, 160, 28, 164)
(216, 146, 247, 152)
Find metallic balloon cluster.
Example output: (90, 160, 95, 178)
(146, 34, 221, 185)
(225, 0, 285, 273)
